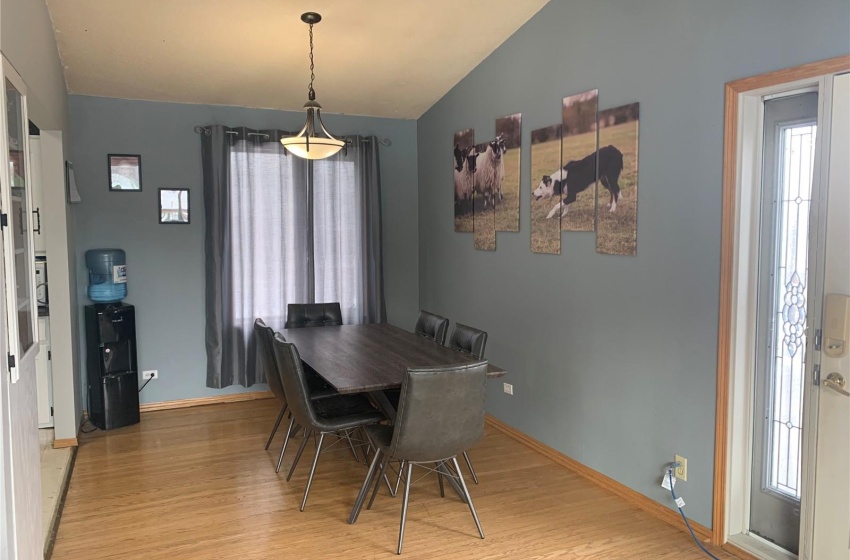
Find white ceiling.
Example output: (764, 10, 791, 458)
(46, 1, 550, 119)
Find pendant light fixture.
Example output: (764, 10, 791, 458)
(281, 12, 345, 160)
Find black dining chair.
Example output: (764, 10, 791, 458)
(254, 319, 338, 473)
(349, 361, 488, 554)
(413, 310, 449, 344)
(272, 333, 385, 511)
(446, 322, 489, 485)
(285, 302, 343, 328)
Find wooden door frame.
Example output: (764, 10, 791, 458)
(713, 54, 850, 547)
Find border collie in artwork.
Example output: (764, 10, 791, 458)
(532, 145, 623, 219)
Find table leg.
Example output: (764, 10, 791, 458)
(436, 461, 467, 503)
(368, 390, 397, 422)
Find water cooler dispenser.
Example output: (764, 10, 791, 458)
(85, 249, 139, 430)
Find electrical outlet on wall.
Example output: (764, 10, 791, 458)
(503, 383, 513, 395)
(675, 455, 687, 481)
(142, 370, 159, 380)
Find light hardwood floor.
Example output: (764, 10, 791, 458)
(52, 399, 735, 559)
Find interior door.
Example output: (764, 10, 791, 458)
(808, 72, 850, 560)
(0, 57, 43, 559)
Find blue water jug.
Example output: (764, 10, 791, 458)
(86, 249, 128, 303)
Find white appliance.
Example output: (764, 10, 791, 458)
(35, 258, 47, 307)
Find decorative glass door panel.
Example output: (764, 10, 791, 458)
(0, 68, 36, 380)
(750, 92, 819, 555)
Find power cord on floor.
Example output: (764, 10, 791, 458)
(665, 465, 721, 560)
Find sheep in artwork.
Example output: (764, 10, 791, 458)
(454, 144, 476, 213)
(473, 135, 508, 208)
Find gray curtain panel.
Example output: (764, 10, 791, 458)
(201, 127, 386, 388)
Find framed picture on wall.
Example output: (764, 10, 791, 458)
(159, 188, 189, 224)
(108, 154, 142, 191)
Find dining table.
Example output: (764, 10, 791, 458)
(279, 322, 507, 507)
(278, 322, 506, 400)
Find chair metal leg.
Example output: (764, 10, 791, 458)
(275, 415, 296, 473)
(368, 455, 392, 510)
(300, 432, 325, 511)
(462, 451, 479, 485)
(397, 462, 414, 555)
(451, 457, 484, 539)
(344, 429, 360, 462)
(349, 449, 382, 524)
(393, 460, 406, 496)
(287, 429, 311, 482)
(436, 462, 445, 498)
(265, 404, 287, 450)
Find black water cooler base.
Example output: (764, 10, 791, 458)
(90, 371, 140, 430)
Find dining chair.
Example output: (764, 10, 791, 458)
(285, 302, 343, 328)
(254, 318, 289, 451)
(349, 361, 488, 554)
(447, 323, 488, 359)
(254, 319, 338, 473)
(445, 322, 489, 485)
(413, 310, 449, 344)
(272, 333, 385, 511)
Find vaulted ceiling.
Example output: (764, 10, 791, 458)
(46, 1, 550, 119)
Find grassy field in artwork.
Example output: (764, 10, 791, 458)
(495, 147, 520, 232)
(560, 131, 597, 232)
(530, 138, 561, 254)
(597, 122, 638, 256)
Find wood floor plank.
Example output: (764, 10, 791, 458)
(51, 400, 735, 559)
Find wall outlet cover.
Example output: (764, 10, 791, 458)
(142, 370, 159, 380)
(675, 454, 687, 481)
(503, 382, 513, 395)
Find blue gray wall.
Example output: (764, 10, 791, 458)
(70, 95, 418, 405)
(417, 0, 850, 526)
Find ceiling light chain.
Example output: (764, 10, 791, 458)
(308, 21, 315, 101)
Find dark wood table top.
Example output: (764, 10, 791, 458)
(279, 323, 506, 394)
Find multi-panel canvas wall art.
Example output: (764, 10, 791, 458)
(596, 102, 639, 256)
(530, 124, 562, 255)
(560, 90, 598, 232)
(454, 114, 522, 250)
(453, 128, 474, 233)
(495, 113, 522, 232)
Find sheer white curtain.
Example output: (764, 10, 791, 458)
(229, 138, 309, 333)
(313, 156, 362, 325)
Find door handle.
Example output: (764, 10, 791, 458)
(823, 372, 850, 397)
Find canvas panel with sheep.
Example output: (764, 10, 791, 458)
(560, 90, 598, 232)
(530, 124, 562, 255)
(596, 102, 639, 256)
(454, 128, 474, 233)
(495, 113, 522, 232)
(473, 139, 497, 251)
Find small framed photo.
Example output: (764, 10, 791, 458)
(159, 188, 190, 224)
(108, 154, 142, 191)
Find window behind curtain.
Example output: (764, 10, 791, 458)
(229, 140, 365, 329)
(313, 157, 362, 324)
(229, 139, 309, 333)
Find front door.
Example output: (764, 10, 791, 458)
(749, 91, 819, 555)
(806, 71, 850, 560)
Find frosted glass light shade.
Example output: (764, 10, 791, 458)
(281, 102, 345, 160)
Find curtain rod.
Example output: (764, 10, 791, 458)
(193, 126, 391, 146)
